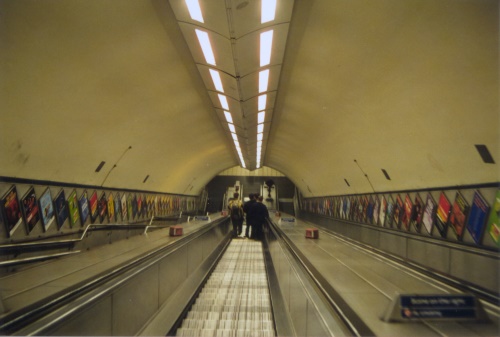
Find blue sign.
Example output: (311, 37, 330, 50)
(195, 216, 210, 221)
(400, 295, 477, 319)
(281, 217, 295, 223)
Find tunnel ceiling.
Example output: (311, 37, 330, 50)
(0, 0, 498, 197)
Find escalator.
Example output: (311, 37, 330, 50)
(176, 239, 275, 337)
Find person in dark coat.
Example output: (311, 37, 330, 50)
(243, 193, 257, 238)
(250, 195, 269, 240)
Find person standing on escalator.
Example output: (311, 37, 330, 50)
(251, 195, 269, 240)
(228, 193, 244, 238)
(243, 193, 257, 238)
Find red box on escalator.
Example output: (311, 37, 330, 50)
(305, 228, 318, 239)
(170, 225, 183, 236)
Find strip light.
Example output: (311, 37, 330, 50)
(185, 0, 204, 23)
(224, 111, 233, 123)
(218, 94, 229, 110)
(259, 69, 269, 93)
(260, 30, 273, 66)
(258, 94, 267, 111)
(258, 111, 265, 124)
(261, 0, 277, 23)
(209, 69, 224, 92)
(195, 29, 216, 65)
(257, 124, 264, 133)
(228, 123, 236, 133)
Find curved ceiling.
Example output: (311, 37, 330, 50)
(0, 0, 498, 197)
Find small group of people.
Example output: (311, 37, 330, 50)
(228, 192, 269, 240)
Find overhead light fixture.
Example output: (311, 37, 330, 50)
(218, 94, 229, 110)
(261, 0, 277, 23)
(257, 111, 265, 124)
(257, 140, 263, 148)
(231, 132, 238, 141)
(185, 0, 204, 23)
(257, 124, 264, 133)
(258, 94, 267, 111)
(260, 30, 273, 66)
(257, 133, 263, 141)
(209, 69, 224, 92)
(259, 69, 270, 93)
(224, 111, 233, 123)
(195, 29, 216, 65)
(228, 123, 236, 133)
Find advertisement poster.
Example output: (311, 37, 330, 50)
(401, 194, 413, 231)
(393, 195, 403, 229)
(373, 197, 380, 225)
(98, 193, 107, 223)
(121, 194, 128, 221)
(39, 188, 55, 231)
(21, 186, 40, 234)
(114, 193, 121, 221)
(1, 185, 23, 237)
(422, 194, 436, 234)
(128, 194, 134, 220)
(449, 192, 469, 240)
(345, 197, 351, 220)
(54, 189, 68, 229)
(340, 197, 346, 219)
(367, 197, 374, 224)
(89, 190, 98, 223)
(466, 191, 489, 245)
(67, 189, 80, 228)
(435, 192, 451, 238)
(79, 190, 90, 225)
(107, 193, 115, 222)
(132, 195, 138, 219)
(486, 190, 500, 247)
(385, 196, 394, 228)
(410, 194, 424, 232)
(379, 196, 387, 226)
(137, 195, 143, 218)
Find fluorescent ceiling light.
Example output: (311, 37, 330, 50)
(258, 94, 267, 111)
(257, 133, 263, 141)
(260, 30, 273, 66)
(257, 140, 263, 148)
(228, 123, 236, 133)
(261, 0, 277, 23)
(257, 124, 264, 133)
(195, 29, 216, 65)
(231, 132, 238, 141)
(185, 0, 204, 23)
(218, 94, 229, 110)
(209, 69, 224, 92)
(224, 111, 233, 123)
(259, 69, 269, 93)
(258, 111, 265, 124)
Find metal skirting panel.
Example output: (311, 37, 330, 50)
(407, 238, 451, 274)
(450, 249, 500, 291)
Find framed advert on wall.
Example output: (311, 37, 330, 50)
(1, 185, 23, 237)
(466, 190, 489, 245)
(39, 187, 55, 231)
(54, 189, 69, 230)
(21, 186, 41, 234)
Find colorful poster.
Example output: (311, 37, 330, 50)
(98, 193, 107, 223)
(393, 195, 403, 229)
(435, 192, 451, 238)
(54, 189, 68, 229)
(121, 194, 128, 221)
(385, 196, 394, 228)
(21, 186, 40, 234)
(114, 193, 121, 221)
(373, 197, 380, 225)
(128, 194, 134, 220)
(39, 188, 55, 231)
(132, 195, 138, 219)
(402, 194, 413, 231)
(89, 190, 98, 223)
(107, 193, 115, 222)
(1, 185, 23, 237)
(449, 192, 469, 240)
(137, 195, 143, 218)
(379, 196, 387, 226)
(367, 197, 374, 224)
(486, 190, 500, 247)
(67, 189, 80, 228)
(466, 191, 489, 245)
(422, 194, 436, 234)
(79, 190, 90, 225)
(410, 194, 424, 232)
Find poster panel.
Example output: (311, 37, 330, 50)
(422, 193, 436, 234)
(367, 196, 374, 224)
(137, 195, 143, 218)
(67, 189, 80, 228)
(435, 192, 451, 238)
(385, 196, 394, 228)
(1, 185, 23, 237)
(107, 193, 115, 222)
(121, 194, 128, 221)
(449, 192, 469, 240)
(393, 195, 403, 229)
(21, 186, 40, 234)
(486, 190, 500, 247)
(114, 193, 121, 221)
(132, 195, 138, 219)
(39, 188, 55, 231)
(410, 194, 424, 232)
(345, 197, 351, 220)
(379, 196, 387, 227)
(79, 190, 90, 225)
(89, 190, 98, 223)
(401, 194, 412, 231)
(466, 191, 489, 245)
(373, 196, 380, 226)
(54, 189, 68, 229)
(98, 192, 107, 223)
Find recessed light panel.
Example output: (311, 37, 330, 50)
(195, 29, 216, 65)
